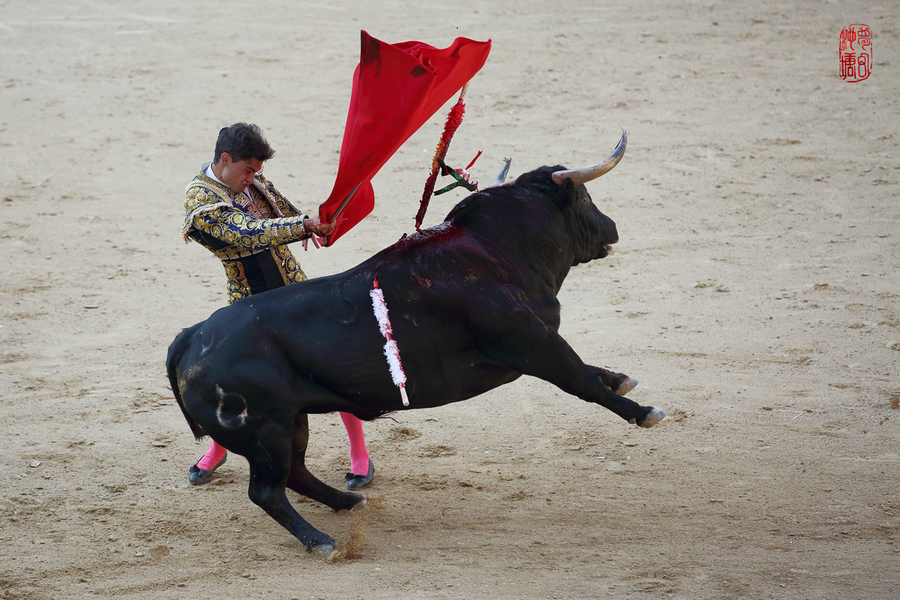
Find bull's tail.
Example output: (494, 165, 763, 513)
(166, 330, 207, 440)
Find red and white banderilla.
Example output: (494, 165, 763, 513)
(370, 278, 409, 406)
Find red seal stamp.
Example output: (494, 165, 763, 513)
(839, 24, 872, 82)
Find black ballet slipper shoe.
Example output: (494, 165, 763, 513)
(345, 459, 375, 490)
(188, 453, 227, 486)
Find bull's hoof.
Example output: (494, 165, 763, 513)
(615, 377, 639, 396)
(307, 537, 338, 557)
(642, 408, 666, 428)
(629, 408, 666, 428)
(335, 492, 366, 512)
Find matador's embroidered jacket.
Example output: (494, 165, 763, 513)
(183, 164, 313, 305)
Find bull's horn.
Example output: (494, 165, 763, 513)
(551, 130, 627, 186)
(484, 157, 513, 188)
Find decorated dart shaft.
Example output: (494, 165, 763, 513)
(370, 278, 409, 406)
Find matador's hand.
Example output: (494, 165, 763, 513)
(303, 216, 335, 237)
(313, 219, 336, 237)
(301, 217, 335, 250)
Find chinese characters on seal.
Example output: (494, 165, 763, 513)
(839, 24, 872, 83)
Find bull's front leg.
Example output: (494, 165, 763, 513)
(589, 365, 638, 396)
(568, 365, 664, 428)
(477, 312, 665, 427)
(560, 361, 664, 427)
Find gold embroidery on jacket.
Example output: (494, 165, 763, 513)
(184, 167, 311, 303)
(183, 171, 310, 261)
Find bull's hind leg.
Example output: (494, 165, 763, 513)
(286, 413, 365, 512)
(244, 421, 339, 554)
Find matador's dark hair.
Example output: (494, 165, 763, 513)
(213, 123, 276, 164)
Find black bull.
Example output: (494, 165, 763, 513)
(166, 132, 665, 553)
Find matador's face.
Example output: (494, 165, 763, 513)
(218, 153, 263, 194)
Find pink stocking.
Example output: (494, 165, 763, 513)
(196, 440, 227, 471)
(340, 412, 370, 475)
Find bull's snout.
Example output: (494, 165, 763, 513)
(596, 219, 618, 259)
(604, 216, 619, 246)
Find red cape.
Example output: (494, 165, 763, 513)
(318, 31, 491, 246)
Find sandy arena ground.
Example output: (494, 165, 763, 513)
(1, 1, 898, 598)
